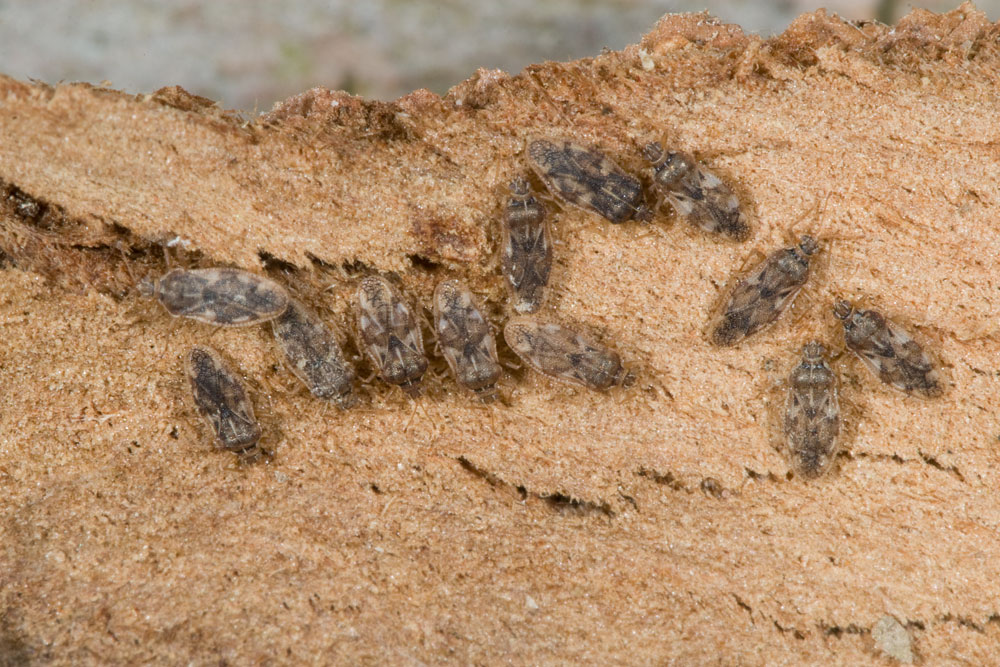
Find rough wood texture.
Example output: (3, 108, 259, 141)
(3, 4, 1000, 663)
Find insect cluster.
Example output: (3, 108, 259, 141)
(499, 133, 781, 391)
(139, 131, 946, 480)
(500, 151, 633, 392)
(521, 136, 947, 478)
(516, 135, 945, 480)
(140, 267, 353, 460)
(703, 230, 943, 479)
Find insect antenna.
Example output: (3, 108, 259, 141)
(399, 391, 432, 434)
(524, 66, 575, 126)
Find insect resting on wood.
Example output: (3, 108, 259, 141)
(355, 275, 429, 397)
(643, 142, 750, 242)
(501, 178, 553, 314)
(433, 279, 502, 402)
(271, 297, 357, 408)
(503, 317, 632, 391)
(710, 235, 819, 346)
(140, 267, 289, 326)
(833, 300, 944, 398)
(784, 341, 841, 479)
(184, 345, 264, 462)
(526, 137, 650, 224)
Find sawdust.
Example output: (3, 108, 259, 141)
(2, 4, 1000, 663)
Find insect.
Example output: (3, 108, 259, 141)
(526, 137, 649, 224)
(503, 317, 631, 391)
(139, 267, 289, 326)
(433, 279, 502, 402)
(355, 275, 429, 396)
(643, 142, 750, 241)
(184, 345, 264, 462)
(271, 297, 357, 408)
(710, 235, 819, 346)
(833, 300, 943, 398)
(501, 179, 553, 314)
(784, 341, 841, 479)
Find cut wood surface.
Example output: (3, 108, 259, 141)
(2, 4, 1000, 663)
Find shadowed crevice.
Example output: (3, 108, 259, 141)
(457, 456, 614, 518)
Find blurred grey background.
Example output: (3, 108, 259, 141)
(0, 0, 992, 111)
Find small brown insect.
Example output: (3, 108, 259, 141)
(527, 137, 649, 224)
(271, 297, 356, 408)
(833, 300, 943, 398)
(184, 345, 263, 462)
(503, 317, 631, 391)
(355, 275, 429, 396)
(140, 268, 289, 326)
(784, 341, 841, 479)
(433, 279, 502, 402)
(710, 235, 819, 346)
(502, 179, 553, 314)
(644, 142, 750, 241)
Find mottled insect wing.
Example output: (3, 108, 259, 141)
(834, 301, 943, 398)
(271, 298, 356, 408)
(150, 268, 289, 326)
(503, 317, 628, 391)
(710, 236, 818, 346)
(502, 180, 553, 314)
(784, 342, 841, 478)
(184, 346, 263, 462)
(433, 280, 502, 401)
(356, 276, 429, 396)
(644, 142, 749, 241)
(527, 137, 647, 224)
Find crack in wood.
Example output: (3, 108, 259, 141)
(456, 456, 613, 517)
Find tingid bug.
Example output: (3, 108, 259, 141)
(271, 297, 357, 408)
(501, 179, 553, 314)
(140, 268, 289, 326)
(527, 137, 649, 224)
(784, 341, 841, 479)
(184, 345, 264, 462)
(711, 236, 819, 346)
(355, 275, 429, 397)
(503, 317, 631, 391)
(833, 300, 943, 398)
(433, 279, 502, 402)
(644, 142, 750, 242)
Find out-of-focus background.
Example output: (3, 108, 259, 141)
(0, 0, 992, 110)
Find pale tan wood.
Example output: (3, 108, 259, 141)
(2, 5, 999, 663)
